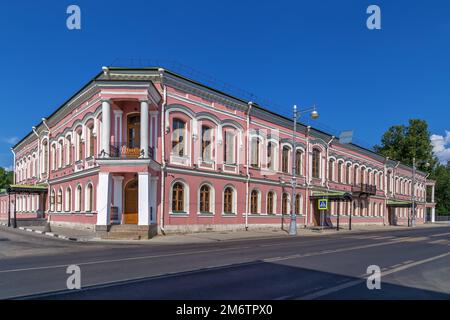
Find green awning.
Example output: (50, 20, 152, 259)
(310, 191, 353, 201)
(387, 200, 412, 208)
(6, 184, 48, 194)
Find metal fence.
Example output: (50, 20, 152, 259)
(435, 215, 450, 222)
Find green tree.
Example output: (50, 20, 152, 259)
(430, 161, 450, 215)
(0, 167, 13, 189)
(374, 119, 437, 172)
(375, 119, 449, 215)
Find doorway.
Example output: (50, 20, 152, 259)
(127, 113, 140, 148)
(388, 207, 396, 226)
(124, 179, 138, 224)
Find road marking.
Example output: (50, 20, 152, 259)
(398, 236, 429, 242)
(429, 239, 450, 245)
(0, 246, 251, 274)
(262, 237, 411, 263)
(296, 252, 450, 300)
(430, 232, 450, 238)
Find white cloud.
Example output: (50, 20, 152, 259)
(431, 130, 450, 164)
(2, 137, 19, 145)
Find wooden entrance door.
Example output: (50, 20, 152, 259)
(388, 207, 395, 225)
(124, 179, 138, 224)
(313, 200, 321, 226)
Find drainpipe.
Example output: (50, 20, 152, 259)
(159, 68, 166, 234)
(42, 119, 51, 220)
(325, 136, 335, 190)
(305, 126, 311, 227)
(245, 101, 253, 231)
(32, 127, 40, 181)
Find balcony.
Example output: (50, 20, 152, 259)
(110, 143, 154, 159)
(352, 183, 377, 196)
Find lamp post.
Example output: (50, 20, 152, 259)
(411, 157, 430, 227)
(289, 105, 319, 236)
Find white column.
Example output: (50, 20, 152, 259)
(101, 99, 111, 157)
(140, 100, 149, 158)
(431, 207, 436, 223)
(138, 172, 150, 225)
(112, 176, 124, 223)
(113, 110, 123, 146)
(96, 172, 111, 227)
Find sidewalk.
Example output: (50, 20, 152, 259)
(1, 221, 443, 244)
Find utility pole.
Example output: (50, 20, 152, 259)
(411, 157, 416, 227)
(288, 105, 298, 236)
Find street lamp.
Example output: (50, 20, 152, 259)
(410, 157, 430, 227)
(289, 105, 319, 236)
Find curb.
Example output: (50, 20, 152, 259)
(15, 226, 78, 241)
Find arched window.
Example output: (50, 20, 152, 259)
(201, 126, 213, 162)
(75, 185, 82, 212)
(360, 167, 365, 185)
(199, 184, 211, 213)
(86, 124, 95, 158)
(312, 148, 321, 178)
(66, 136, 72, 166)
(224, 130, 236, 164)
(51, 144, 57, 170)
(42, 140, 48, 174)
(282, 146, 290, 173)
(76, 129, 83, 161)
(223, 187, 234, 214)
(57, 188, 63, 212)
(267, 191, 274, 214)
(172, 182, 184, 212)
(250, 137, 260, 168)
(50, 189, 55, 212)
(354, 165, 359, 185)
(295, 194, 301, 215)
(338, 162, 343, 183)
(172, 119, 186, 157)
(328, 159, 335, 181)
(65, 187, 72, 212)
(295, 150, 302, 175)
(85, 184, 93, 212)
(58, 140, 64, 168)
(267, 142, 274, 170)
(282, 193, 289, 215)
(250, 190, 259, 214)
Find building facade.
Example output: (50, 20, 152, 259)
(0, 67, 437, 237)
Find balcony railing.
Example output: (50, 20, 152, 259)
(352, 183, 377, 196)
(109, 143, 154, 159)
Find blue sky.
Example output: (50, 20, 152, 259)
(1, 0, 450, 168)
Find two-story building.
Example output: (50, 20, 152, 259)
(0, 66, 437, 238)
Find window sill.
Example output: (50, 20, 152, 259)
(170, 212, 188, 216)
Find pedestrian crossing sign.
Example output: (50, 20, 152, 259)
(318, 199, 328, 210)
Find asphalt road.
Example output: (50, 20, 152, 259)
(1, 225, 450, 300)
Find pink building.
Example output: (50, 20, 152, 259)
(0, 67, 437, 238)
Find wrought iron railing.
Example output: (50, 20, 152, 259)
(352, 183, 377, 195)
(109, 143, 154, 159)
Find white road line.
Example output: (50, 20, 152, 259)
(296, 252, 450, 300)
(0, 246, 248, 274)
(430, 232, 450, 238)
(263, 237, 411, 263)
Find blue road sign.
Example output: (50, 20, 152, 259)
(318, 199, 328, 210)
